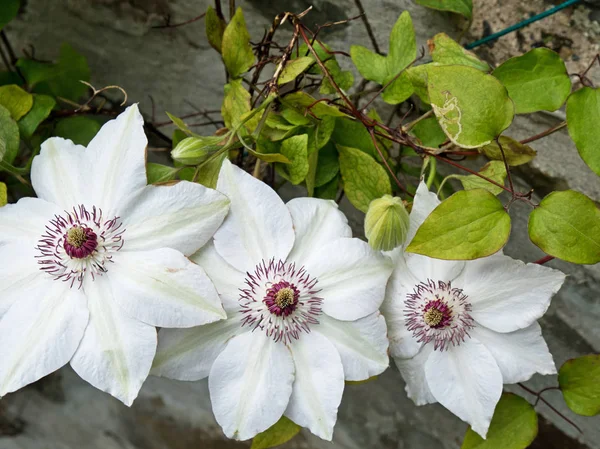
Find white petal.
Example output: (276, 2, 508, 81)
(304, 238, 394, 321)
(209, 332, 294, 440)
(108, 248, 226, 328)
(30, 137, 89, 208)
(405, 253, 465, 284)
(285, 331, 344, 440)
(316, 313, 389, 381)
(425, 339, 503, 438)
(457, 253, 566, 333)
(471, 322, 556, 384)
(394, 344, 436, 405)
(122, 182, 230, 256)
(0, 244, 42, 317)
(191, 242, 245, 313)
(151, 318, 242, 381)
(0, 197, 59, 245)
(85, 104, 148, 215)
(0, 278, 88, 396)
(286, 198, 351, 266)
(405, 181, 440, 247)
(382, 253, 423, 359)
(213, 159, 294, 272)
(70, 277, 157, 406)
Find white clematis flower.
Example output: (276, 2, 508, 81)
(152, 160, 394, 441)
(382, 182, 566, 438)
(0, 105, 230, 405)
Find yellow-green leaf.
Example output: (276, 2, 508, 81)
(480, 136, 536, 166)
(54, 116, 100, 146)
(566, 87, 600, 176)
(0, 84, 33, 120)
(416, 0, 472, 19)
(221, 7, 254, 78)
(205, 6, 226, 53)
(146, 163, 178, 184)
(338, 145, 392, 213)
(350, 45, 387, 84)
(251, 416, 300, 449)
(0, 182, 7, 207)
(429, 33, 490, 72)
(406, 189, 511, 259)
(282, 91, 347, 118)
(0, 0, 19, 31)
(222, 79, 257, 132)
(0, 104, 20, 164)
(277, 134, 308, 184)
(528, 190, 600, 264)
(559, 355, 600, 416)
(278, 57, 314, 85)
(461, 393, 537, 449)
(455, 161, 507, 195)
(18, 94, 56, 139)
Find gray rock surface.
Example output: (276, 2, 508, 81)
(2, 0, 600, 448)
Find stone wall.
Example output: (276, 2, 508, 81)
(1, 1, 599, 448)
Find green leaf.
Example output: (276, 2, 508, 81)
(54, 116, 100, 146)
(493, 48, 571, 114)
(17, 43, 91, 101)
(528, 190, 600, 264)
(338, 145, 391, 213)
(251, 416, 300, 449)
(566, 87, 600, 176)
(146, 163, 178, 184)
(314, 115, 335, 150)
(428, 33, 490, 71)
(315, 142, 339, 187)
(0, 70, 22, 86)
(282, 92, 347, 118)
(428, 65, 514, 148)
(166, 112, 195, 136)
(306, 147, 318, 197)
(249, 147, 291, 164)
(416, 0, 473, 19)
(280, 107, 311, 126)
(320, 58, 354, 94)
(461, 393, 537, 449)
(197, 152, 227, 189)
(172, 129, 187, 147)
(205, 6, 226, 53)
(387, 11, 416, 77)
(221, 7, 254, 78)
(171, 135, 224, 165)
(17, 94, 55, 138)
(411, 116, 446, 148)
(455, 161, 507, 195)
(0, 0, 19, 31)
(406, 64, 432, 103)
(222, 79, 257, 132)
(480, 136, 536, 166)
(350, 45, 388, 84)
(0, 104, 20, 164)
(277, 134, 309, 184)
(381, 71, 414, 105)
(559, 355, 600, 416)
(278, 57, 314, 85)
(0, 181, 6, 207)
(331, 117, 376, 158)
(406, 189, 511, 259)
(315, 173, 340, 200)
(0, 84, 33, 120)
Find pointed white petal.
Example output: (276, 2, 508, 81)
(286, 198, 351, 266)
(405, 181, 440, 247)
(457, 253, 566, 333)
(213, 159, 294, 272)
(405, 253, 465, 284)
(0, 244, 42, 317)
(304, 238, 393, 321)
(191, 242, 245, 313)
(70, 277, 157, 406)
(209, 332, 294, 440)
(85, 104, 148, 214)
(382, 255, 422, 359)
(152, 318, 242, 381)
(471, 323, 556, 384)
(109, 248, 226, 328)
(285, 331, 344, 440)
(30, 137, 89, 208)
(425, 339, 503, 438)
(394, 344, 436, 405)
(316, 312, 388, 381)
(0, 278, 88, 396)
(0, 197, 59, 245)
(122, 182, 230, 256)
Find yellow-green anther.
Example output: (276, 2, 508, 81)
(364, 195, 410, 251)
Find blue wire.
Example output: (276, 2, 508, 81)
(465, 0, 582, 50)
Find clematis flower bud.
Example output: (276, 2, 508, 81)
(171, 135, 224, 165)
(364, 194, 410, 251)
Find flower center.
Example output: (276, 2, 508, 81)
(240, 259, 323, 343)
(404, 279, 474, 351)
(36, 205, 125, 288)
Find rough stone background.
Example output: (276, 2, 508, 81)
(2, 0, 600, 448)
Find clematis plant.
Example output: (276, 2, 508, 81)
(382, 183, 565, 437)
(0, 105, 230, 405)
(152, 159, 393, 440)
